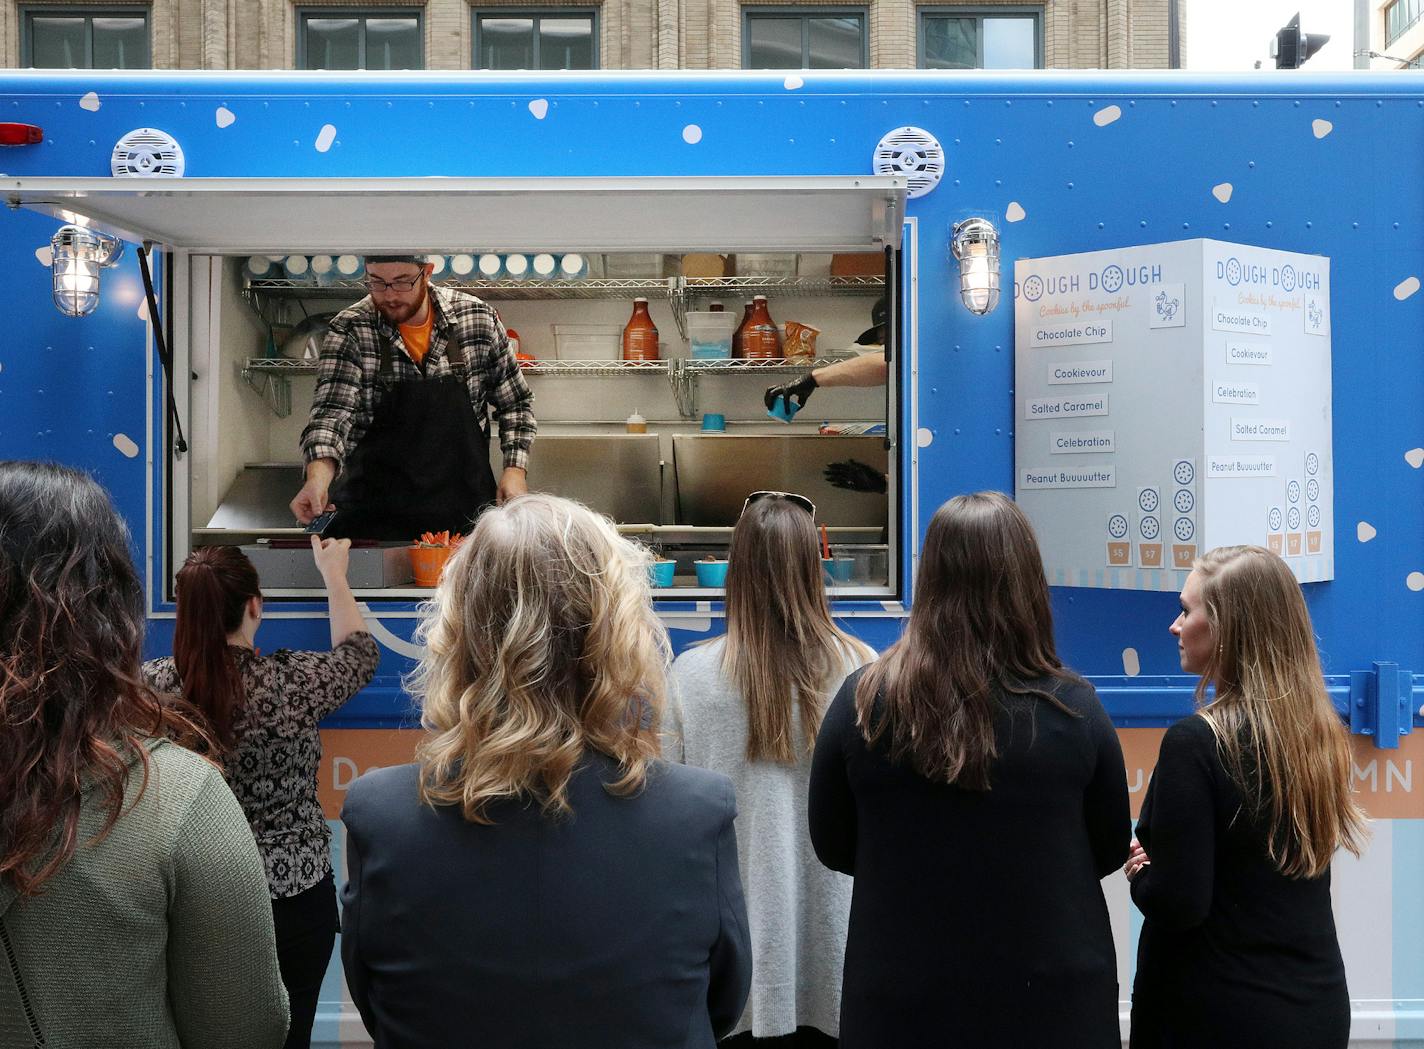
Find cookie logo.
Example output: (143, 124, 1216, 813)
(1022, 274, 1044, 302)
(1100, 265, 1124, 293)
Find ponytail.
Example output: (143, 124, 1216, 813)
(172, 547, 262, 753)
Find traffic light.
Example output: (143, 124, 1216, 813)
(1273, 12, 1331, 69)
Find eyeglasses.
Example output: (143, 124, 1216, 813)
(740, 491, 816, 518)
(364, 273, 425, 294)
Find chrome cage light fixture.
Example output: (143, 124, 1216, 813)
(51, 224, 124, 317)
(950, 217, 1001, 316)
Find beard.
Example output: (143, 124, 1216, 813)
(376, 297, 423, 325)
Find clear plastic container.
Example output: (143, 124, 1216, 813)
(685, 311, 737, 359)
(552, 324, 621, 360)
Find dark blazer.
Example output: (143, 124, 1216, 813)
(1130, 715, 1349, 1049)
(809, 668, 1130, 1049)
(340, 752, 752, 1049)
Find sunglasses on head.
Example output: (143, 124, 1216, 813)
(740, 491, 816, 519)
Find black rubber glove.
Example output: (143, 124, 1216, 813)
(824, 459, 888, 494)
(764, 373, 818, 414)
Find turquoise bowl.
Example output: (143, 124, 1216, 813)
(694, 560, 730, 587)
(649, 560, 676, 588)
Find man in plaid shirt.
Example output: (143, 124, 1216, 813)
(290, 254, 536, 541)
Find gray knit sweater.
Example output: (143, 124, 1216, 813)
(668, 639, 865, 1039)
(0, 738, 290, 1049)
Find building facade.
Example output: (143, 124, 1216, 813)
(3, 0, 1183, 71)
(1365, 0, 1424, 66)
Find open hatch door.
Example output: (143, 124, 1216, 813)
(3, 175, 906, 254)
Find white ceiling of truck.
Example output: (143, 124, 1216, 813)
(3, 176, 906, 254)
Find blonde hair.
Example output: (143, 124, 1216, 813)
(410, 494, 671, 823)
(720, 496, 874, 763)
(1191, 545, 1368, 878)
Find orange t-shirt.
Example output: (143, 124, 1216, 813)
(399, 309, 434, 366)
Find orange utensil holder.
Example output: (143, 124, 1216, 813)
(409, 545, 453, 588)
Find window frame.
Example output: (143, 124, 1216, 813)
(741, 6, 870, 70)
(20, 4, 152, 69)
(471, 8, 600, 70)
(1386, 0, 1423, 48)
(916, 4, 1044, 70)
(295, 6, 426, 70)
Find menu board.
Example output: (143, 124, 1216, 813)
(1013, 239, 1333, 591)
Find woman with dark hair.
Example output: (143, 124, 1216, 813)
(143, 537, 379, 1049)
(0, 460, 289, 1048)
(340, 493, 751, 1049)
(1125, 546, 1367, 1049)
(809, 491, 1130, 1049)
(669, 491, 873, 1048)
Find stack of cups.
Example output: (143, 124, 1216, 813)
(244, 256, 275, 280)
(283, 255, 314, 284)
(449, 254, 476, 279)
(309, 254, 336, 286)
(504, 254, 530, 280)
(335, 255, 364, 281)
(532, 253, 558, 279)
(425, 255, 448, 279)
(478, 254, 503, 280)
(559, 253, 587, 278)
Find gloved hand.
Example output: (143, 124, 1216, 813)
(824, 459, 887, 494)
(764, 373, 818, 414)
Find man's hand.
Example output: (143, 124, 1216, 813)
(291, 459, 337, 525)
(497, 466, 528, 505)
(764, 373, 818, 415)
(824, 459, 887, 494)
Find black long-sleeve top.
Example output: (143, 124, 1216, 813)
(809, 667, 1130, 1049)
(1129, 714, 1349, 1049)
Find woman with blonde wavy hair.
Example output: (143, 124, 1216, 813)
(1126, 545, 1368, 1049)
(339, 493, 751, 1049)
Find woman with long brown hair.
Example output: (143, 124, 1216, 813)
(339, 493, 751, 1049)
(0, 460, 289, 1048)
(669, 491, 874, 1048)
(808, 491, 1130, 1049)
(143, 537, 378, 1049)
(1125, 545, 1368, 1048)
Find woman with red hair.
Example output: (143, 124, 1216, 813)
(144, 536, 378, 1049)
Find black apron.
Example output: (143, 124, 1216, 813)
(328, 332, 498, 542)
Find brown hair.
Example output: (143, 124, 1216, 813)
(173, 546, 262, 753)
(412, 494, 670, 823)
(854, 491, 1077, 789)
(720, 496, 873, 763)
(1190, 546, 1368, 877)
(0, 461, 208, 896)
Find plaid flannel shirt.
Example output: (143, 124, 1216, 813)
(300, 285, 536, 474)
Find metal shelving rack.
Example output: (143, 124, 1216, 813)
(240, 272, 882, 417)
(240, 355, 848, 418)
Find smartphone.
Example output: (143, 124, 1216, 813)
(304, 509, 339, 535)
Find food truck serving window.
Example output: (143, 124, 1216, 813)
(5, 175, 907, 602)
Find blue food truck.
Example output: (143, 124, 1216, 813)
(2, 68, 1422, 1046)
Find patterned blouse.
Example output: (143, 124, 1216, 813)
(143, 632, 381, 899)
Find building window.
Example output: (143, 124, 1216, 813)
(919, 7, 1041, 69)
(297, 9, 423, 69)
(743, 9, 867, 68)
(473, 11, 598, 69)
(1386, 0, 1422, 47)
(22, 7, 150, 68)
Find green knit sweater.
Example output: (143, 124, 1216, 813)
(0, 738, 290, 1048)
